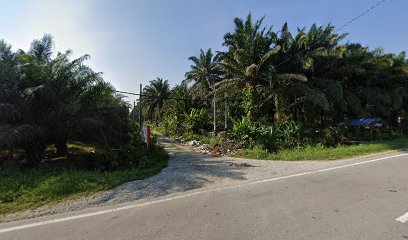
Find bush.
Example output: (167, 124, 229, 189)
(185, 108, 210, 134)
(256, 125, 281, 152)
(90, 144, 168, 171)
(91, 149, 120, 171)
(277, 121, 310, 148)
(230, 117, 280, 151)
(159, 113, 184, 136)
(319, 126, 347, 147)
(230, 118, 316, 152)
(230, 117, 257, 147)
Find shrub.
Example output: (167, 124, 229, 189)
(159, 113, 184, 136)
(91, 149, 121, 171)
(277, 121, 310, 148)
(230, 118, 315, 151)
(230, 117, 257, 147)
(255, 125, 281, 152)
(319, 126, 347, 147)
(90, 144, 168, 171)
(230, 117, 280, 151)
(185, 108, 210, 134)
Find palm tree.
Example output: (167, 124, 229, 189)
(217, 16, 334, 123)
(185, 48, 222, 130)
(1, 35, 131, 166)
(166, 83, 192, 114)
(217, 14, 279, 89)
(184, 48, 222, 100)
(22, 37, 107, 156)
(143, 78, 170, 123)
(0, 39, 46, 167)
(217, 14, 282, 121)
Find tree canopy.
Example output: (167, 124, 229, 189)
(0, 35, 130, 167)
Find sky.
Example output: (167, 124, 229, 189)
(1, 0, 407, 103)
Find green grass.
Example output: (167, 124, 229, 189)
(0, 146, 168, 216)
(234, 137, 408, 161)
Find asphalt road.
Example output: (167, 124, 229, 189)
(1, 152, 408, 240)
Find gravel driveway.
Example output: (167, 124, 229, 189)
(2, 136, 397, 222)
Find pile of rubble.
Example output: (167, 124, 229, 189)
(210, 139, 243, 156)
(184, 139, 243, 156)
(185, 140, 211, 154)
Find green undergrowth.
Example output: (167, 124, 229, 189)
(0, 144, 168, 216)
(234, 137, 408, 161)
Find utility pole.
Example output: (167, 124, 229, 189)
(133, 101, 136, 122)
(213, 89, 216, 132)
(139, 84, 143, 131)
(224, 92, 228, 130)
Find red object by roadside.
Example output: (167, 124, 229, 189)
(142, 126, 151, 148)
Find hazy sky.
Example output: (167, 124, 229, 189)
(1, 0, 407, 103)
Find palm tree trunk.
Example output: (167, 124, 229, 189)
(25, 144, 45, 169)
(56, 139, 68, 156)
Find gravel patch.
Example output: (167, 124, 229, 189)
(1, 136, 399, 222)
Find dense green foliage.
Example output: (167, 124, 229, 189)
(230, 117, 308, 151)
(146, 14, 408, 154)
(142, 78, 171, 123)
(0, 35, 132, 168)
(0, 144, 168, 215)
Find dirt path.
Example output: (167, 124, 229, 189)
(2, 136, 397, 222)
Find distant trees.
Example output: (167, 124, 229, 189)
(0, 35, 130, 167)
(216, 14, 408, 128)
(142, 77, 170, 122)
(184, 49, 222, 101)
(155, 13, 408, 135)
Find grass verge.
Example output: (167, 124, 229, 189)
(234, 137, 408, 161)
(0, 145, 168, 216)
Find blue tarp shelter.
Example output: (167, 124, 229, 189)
(344, 118, 382, 127)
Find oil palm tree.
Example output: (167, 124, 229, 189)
(185, 48, 222, 130)
(165, 83, 192, 114)
(1, 35, 130, 166)
(0, 39, 45, 166)
(143, 78, 170, 123)
(184, 48, 222, 100)
(217, 14, 280, 121)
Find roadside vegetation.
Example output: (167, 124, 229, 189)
(136, 14, 408, 159)
(0, 144, 167, 215)
(235, 137, 408, 160)
(0, 36, 168, 215)
(1, 13, 408, 215)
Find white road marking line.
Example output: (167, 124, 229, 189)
(0, 152, 407, 234)
(396, 212, 408, 223)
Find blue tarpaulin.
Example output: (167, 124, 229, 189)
(345, 118, 382, 126)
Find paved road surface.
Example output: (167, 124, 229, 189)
(1, 152, 408, 240)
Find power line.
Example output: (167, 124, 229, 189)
(275, 0, 389, 68)
(115, 90, 208, 102)
(115, 90, 241, 103)
(336, 0, 388, 33)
